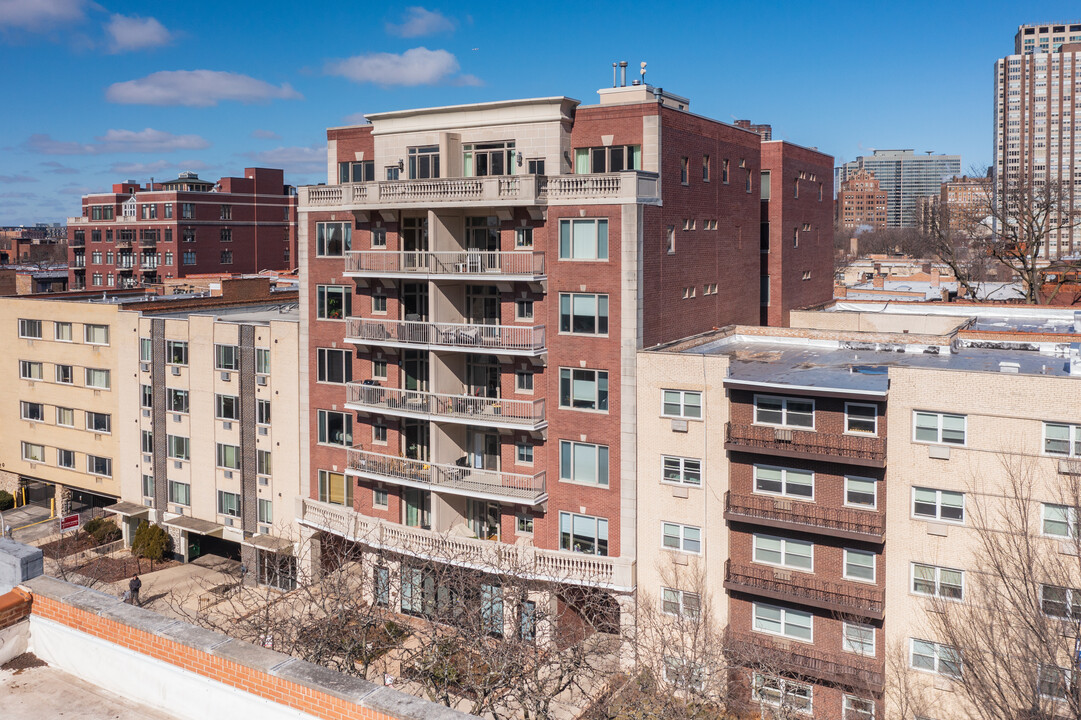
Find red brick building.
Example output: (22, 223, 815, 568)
(66, 168, 297, 290)
(836, 170, 888, 230)
(296, 84, 833, 630)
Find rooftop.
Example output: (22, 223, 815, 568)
(151, 301, 300, 323)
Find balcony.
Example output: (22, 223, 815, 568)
(344, 250, 545, 281)
(70, 237, 86, 248)
(543, 171, 660, 206)
(72, 258, 86, 269)
(724, 492, 884, 543)
(724, 628, 883, 692)
(725, 422, 886, 468)
(139, 237, 157, 247)
(115, 239, 134, 249)
(299, 497, 634, 591)
(346, 383, 546, 431)
(723, 560, 884, 620)
(345, 317, 545, 356)
(67, 216, 89, 225)
(346, 448, 545, 505)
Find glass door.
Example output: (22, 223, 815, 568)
(468, 500, 501, 541)
(403, 488, 431, 529)
(403, 350, 428, 391)
(468, 428, 499, 470)
(467, 354, 499, 398)
(401, 217, 428, 271)
(466, 285, 499, 325)
(403, 418, 429, 460)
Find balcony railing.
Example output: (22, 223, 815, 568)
(139, 238, 157, 247)
(67, 216, 89, 225)
(299, 497, 634, 591)
(346, 317, 545, 355)
(346, 448, 546, 505)
(72, 259, 86, 268)
(344, 250, 544, 279)
(724, 560, 884, 619)
(346, 383, 546, 430)
(724, 628, 883, 692)
(724, 492, 884, 543)
(725, 422, 886, 467)
(543, 171, 660, 204)
(70, 237, 86, 248)
(115, 239, 134, 249)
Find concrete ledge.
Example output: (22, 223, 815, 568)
(272, 658, 381, 704)
(211, 637, 294, 674)
(158, 620, 231, 654)
(363, 686, 470, 720)
(20, 574, 87, 603)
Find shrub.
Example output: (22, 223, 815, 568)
(0, 490, 13, 512)
(83, 517, 121, 545)
(131, 521, 172, 563)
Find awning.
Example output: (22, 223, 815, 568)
(241, 534, 294, 554)
(162, 515, 224, 537)
(105, 501, 151, 519)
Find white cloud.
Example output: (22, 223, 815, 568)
(325, 47, 471, 87)
(385, 7, 454, 37)
(244, 146, 325, 175)
(25, 128, 211, 155)
(251, 129, 281, 140)
(105, 14, 172, 53)
(0, 174, 38, 183)
(106, 70, 302, 107)
(0, 0, 87, 31)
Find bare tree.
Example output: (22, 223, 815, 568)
(917, 200, 988, 299)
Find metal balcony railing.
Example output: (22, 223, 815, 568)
(346, 383, 545, 430)
(724, 492, 884, 542)
(724, 628, 884, 692)
(724, 560, 884, 619)
(725, 422, 886, 466)
(346, 317, 545, 355)
(344, 250, 544, 278)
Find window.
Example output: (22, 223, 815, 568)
(18, 319, 42, 339)
(754, 465, 814, 499)
(702, 155, 710, 181)
(85, 411, 111, 433)
(372, 423, 387, 443)
(845, 476, 878, 508)
(316, 285, 351, 320)
(317, 348, 352, 384)
(168, 435, 190, 461)
(912, 564, 964, 600)
(220, 250, 233, 264)
(164, 203, 173, 219)
(722, 159, 730, 183)
(910, 639, 961, 677)
(526, 158, 544, 175)
(515, 300, 533, 320)
(559, 440, 609, 486)
(373, 488, 389, 509)
(56, 449, 75, 469)
(517, 443, 533, 464)
(753, 673, 812, 714)
(912, 488, 964, 523)
(842, 695, 875, 720)
(792, 227, 799, 248)
(374, 566, 390, 607)
(87, 455, 112, 477)
(142, 474, 154, 498)
(680, 157, 689, 184)
(666, 226, 675, 254)
(169, 481, 191, 506)
(20, 360, 43, 380)
(559, 293, 609, 335)
(516, 514, 533, 534)
(662, 522, 702, 553)
(256, 348, 270, 375)
(1044, 422, 1081, 456)
(843, 622, 876, 657)
(384, 166, 400, 181)
(21, 442, 45, 462)
(257, 399, 271, 425)
(574, 145, 641, 173)
(663, 657, 705, 692)
(55, 364, 73, 384)
(662, 456, 702, 486)
(662, 390, 702, 419)
(216, 394, 240, 420)
(913, 411, 966, 445)
(258, 499, 273, 524)
(1044, 503, 1077, 537)
(318, 470, 352, 506)
(844, 549, 876, 582)
(480, 582, 504, 637)
(515, 228, 533, 248)
(20, 401, 44, 422)
(92, 273, 102, 286)
(139, 337, 152, 362)
(559, 512, 608, 555)
(371, 294, 387, 313)
(559, 368, 608, 411)
(662, 588, 701, 617)
(216, 443, 240, 470)
(181, 203, 195, 219)
(318, 410, 353, 446)
(372, 359, 387, 381)
(257, 450, 272, 476)
(753, 602, 812, 641)
(142, 430, 153, 453)
(85, 368, 110, 389)
(56, 407, 74, 427)
(845, 403, 878, 434)
(316, 222, 351, 257)
(215, 344, 239, 370)
(84, 324, 109, 345)
(217, 491, 241, 518)
(558, 219, 608, 260)
(55, 322, 72, 342)
(754, 395, 813, 428)
(182, 250, 196, 266)
(515, 370, 533, 392)
(408, 146, 440, 179)
(753, 534, 813, 570)
(1038, 665, 1072, 701)
(167, 388, 189, 413)
(339, 161, 375, 183)
(793, 178, 799, 198)
(463, 140, 515, 177)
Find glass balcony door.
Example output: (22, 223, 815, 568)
(468, 499, 501, 541)
(403, 488, 431, 529)
(468, 428, 499, 471)
(466, 285, 499, 325)
(466, 355, 499, 398)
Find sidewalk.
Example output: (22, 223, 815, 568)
(1, 504, 56, 544)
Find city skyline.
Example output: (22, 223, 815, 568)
(0, 0, 1077, 226)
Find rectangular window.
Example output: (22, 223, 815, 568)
(257, 399, 271, 425)
(662, 389, 702, 419)
(142, 430, 153, 453)
(844, 548, 876, 582)
(55, 322, 72, 342)
(373, 488, 389, 509)
(181, 203, 195, 219)
(407, 146, 440, 179)
(85, 368, 110, 389)
(21, 442, 45, 462)
(139, 337, 151, 361)
(516, 514, 534, 534)
(55, 364, 73, 384)
(56, 407, 74, 427)
(909, 639, 961, 677)
(559, 293, 609, 335)
(20, 360, 43, 380)
(318, 410, 353, 446)
(753, 602, 812, 641)
(662, 456, 702, 486)
(164, 203, 173, 219)
(316, 222, 352, 257)
(559, 512, 608, 556)
(372, 359, 387, 381)
(526, 158, 544, 175)
(574, 144, 641, 173)
(371, 295, 387, 313)
(558, 219, 609, 260)
(215, 344, 239, 371)
(373, 424, 387, 443)
(912, 563, 964, 600)
(754, 394, 814, 428)
(1041, 584, 1081, 619)
(257, 450, 272, 476)
(1043, 503, 1076, 537)
(845, 476, 878, 509)
(18, 319, 42, 339)
(370, 227, 387, 248)
(168, 435, 190, 461)
(515, 370, 533, 392)
(219, 204, 232, 220)
(753, 674, 812, 714)
(216, 443, 240, 470)
(662, 522, 702, 554)
(216, 394, 240, 420)
(54, 449, 74, 469)
(753, 534, 813, 570)
(754, 465, 814, 499)
(662, 588, 701, 617)
(87, 455, 112, 477)
(702, 155, 710, 181)
(558, 368, 608, 411)
(256, 348, 270, 375)
(515, 300, 533, 320)
(559, 440, 609, 486)
(168, 388, 189, 413)
(142, 474, 154, 498)
(169, 481, 191, 506)
(85, 411, 111, 433)
(258, 499, 273, 524)
(722, 159, 730, 183)
(463, 140, 515, 177)
(842, 622, 876, 657)
(913, 411, 966, 445)
(217, 491, 241, 518)
(318, 470, 352, 506)
(316, 285, 351, 320)
(1044, 422, 1081, 456)
(515, 228, 533, 248)
(845, 403, 878, 435)
(517, 443, 533, 464)
(183, 251, 196, 265)
(220, 250, 233, 264)
(374, 566, 390, 607)
(1038, 665, 1071, 701)
(912, 487, 964, 523)
(84, 324, 109, 345)
(317, 348, 352, 384)
(20, 401, 44, 422)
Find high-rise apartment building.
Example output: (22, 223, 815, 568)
(836, 170, 889, 229)
(66, 168, 297, 291)
(296, 83, 833, 633)
(940, 175, 992, 235)
(1015, 21, 1081, 54)
(993, 32, 1081, 258)
(836, 150, 961, 228)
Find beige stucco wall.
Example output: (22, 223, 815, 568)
(789, 309, 965, 336)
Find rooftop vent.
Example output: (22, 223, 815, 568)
(998, 361, 1020, 374)
(1071, 343, 1081, 377)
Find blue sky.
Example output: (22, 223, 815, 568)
(0, 0, 1076, 225)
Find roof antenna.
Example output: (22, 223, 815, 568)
(612, 62, 618, 88)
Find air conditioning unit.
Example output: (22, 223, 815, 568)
(221, 371, 231, 381)
(773, 428, 793, 442)
(223, 421, 233, 430)
(140, 362, 150, 372)
(224, 470, 233, 479)
(173, 506, 183, 514)
(143, 499, 153, 507)
(258, 427, 268, 436)
(142, 409, 150, 417)
(173, 413, 182, 423)
(259, 525, 271, 535)
(258, 477, 269, 486)
(171, 366, 181, 376)
(143, 454, 152, 463)
(224, 517, 234, 527)
(173, 461, 182, 470)
(256, 375, 268, 386)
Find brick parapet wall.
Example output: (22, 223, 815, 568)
(0, 587, 31, 630)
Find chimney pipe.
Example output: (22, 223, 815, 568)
(619, 61, 627, 87)
(612, 62, 618, 88)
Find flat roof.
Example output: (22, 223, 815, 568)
(151, 302, 300, 324)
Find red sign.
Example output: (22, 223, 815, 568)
(60, 513, 80, 532)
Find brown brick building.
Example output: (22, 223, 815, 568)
(836, 170, 888, 229)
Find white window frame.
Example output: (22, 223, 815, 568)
(516, 514, 534, 534)
(753, 673, 812, 715)
(317, 348, 352, 384)
(661, 456, 702, 486)
(844, 402, 878, 435)
(55, 407, 74, 427)
(316, 285, 351, 321)
(753, 394, 815, 429)
(318, 410, 353, 447)
(85, 411, 111, 434)
(19, 360, 43, 380)
(842, 694, 876, 720)
(20, 401, 44, 422)
(753, 464, 814, 500)
(1043, 422, 1081, 457)
(168, 435, 191, 461)
(86, 454, 112, 477)
(21, 442, 45, 463)
(18, 318, 42, 339)
(1040, 584, 1081, 619)
(662, 656, 706, 692)
(373, 488, 389, 510)
(55, 364, 73, 384)
(752, 533, 814, 571)
(169, 481, 191, 506)
(55, 322, 72, 342)
(911, 563, 965, 600)
(661, 587, 701, 617)
(842, 621, 876, 657)
(912, 410, 967, 446)
(57, 449, 75, 469)
(83, 324, 109, 345)
(662, 389, 703, 420)
(214, 344, 240, 371)
(315, 221, 351, 257)
(217, 490, 241, 518)
(1043, 503, 1077, 538)
(515, 299, 534, 321)
(911, 487, 965, 523)
(84, 367, 110, 389)
(752, 601, 813, 642)
(215, 394, 240, 420)
(1038, 664, 1072, 701)
(661, 522, 702, 554)
(166, 340, 188, 366)
(844, 548, 877, 583)
(909, 638, 961, 677)
(216, 443, 241, 470)
(844, 476, 878, 509)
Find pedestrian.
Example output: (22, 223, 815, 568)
(129, 574, 142, 606)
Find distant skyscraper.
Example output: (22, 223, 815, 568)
(835, 150, 961, 228)
(995, 25, 1081, 258)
